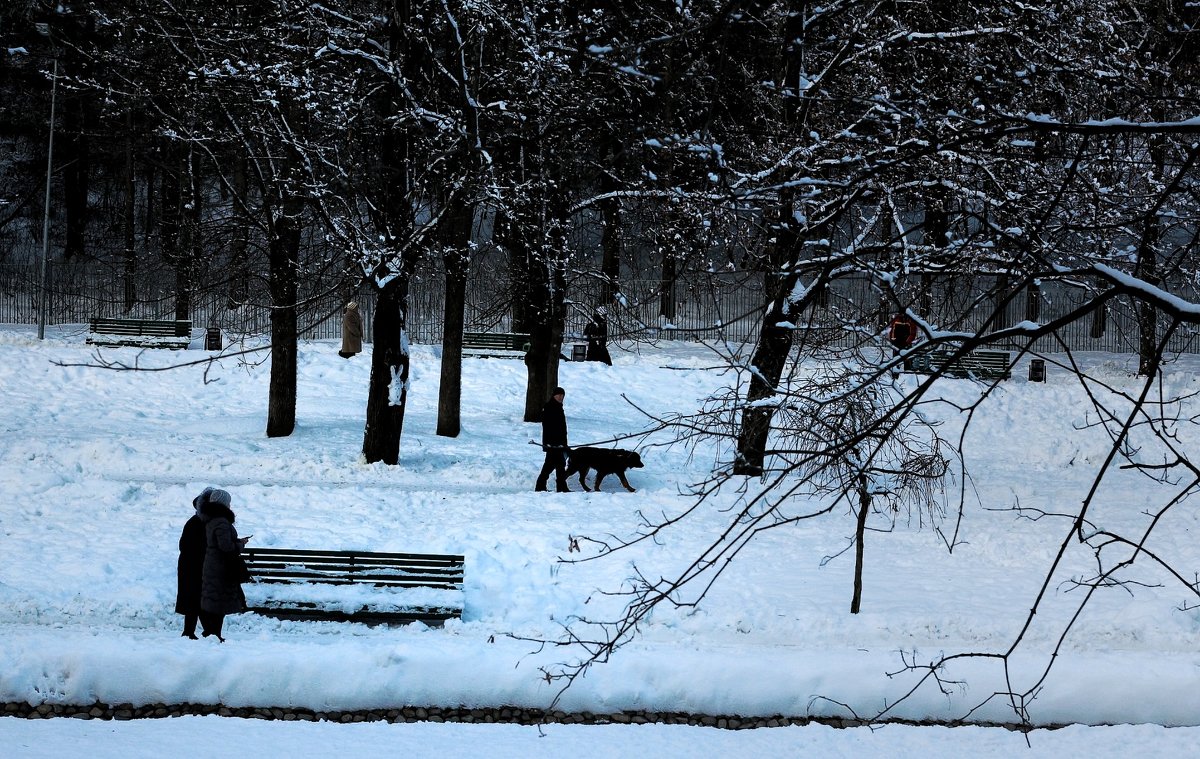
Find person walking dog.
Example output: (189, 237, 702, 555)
(535, 387, 571, 493)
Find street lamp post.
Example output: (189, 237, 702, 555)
(37, 26, 57, 341)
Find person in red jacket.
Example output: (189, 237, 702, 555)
(887, 313, 918, 352)
(887, 313, 919, 371)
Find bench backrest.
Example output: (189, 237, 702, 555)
(90, 318, 192, 337)
(242, 547, 465, 589)
(462, 331, 529, 351)
(908, 346, 1011, 378)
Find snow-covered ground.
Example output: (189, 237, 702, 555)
(2, 323, 1199, 757)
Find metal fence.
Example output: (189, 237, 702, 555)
(2, 262, 1197, 355)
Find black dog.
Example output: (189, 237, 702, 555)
(565, 447, 645, 492)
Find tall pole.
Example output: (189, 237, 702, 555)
(38, 57, 57, 340)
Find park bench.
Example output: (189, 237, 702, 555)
(905, 345, 1012, 380)
(462, 330, 530, 359)
(241, 547, 465, 626)
(87, 317, 192, 349)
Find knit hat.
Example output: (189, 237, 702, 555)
(209, 489, 232, 508)
(552, 387, 565, 397)
(346, 301, 359, 310)
(192, 486, 215, 511)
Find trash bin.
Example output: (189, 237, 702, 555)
(205, 326, 222, 351)
(571, 344, 587, 361)
(1028, 358, 1045, 382)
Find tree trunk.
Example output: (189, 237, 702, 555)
(1136, 221, 1160, 377)
(174, 149, 200, 323)
(733, 318, 792, 475)
(438, 264, 467, 437)
(62, 97, 90, 260)
(598, 138, 622, 306)
(659, 253, 677, 325)
(1136, 126, 1166, 377)
(122, 113, 137, 312)
(733, 190, 799, 475)
(437, 201, 472, 438)
(850, 475, 870, 615)
(1024, 280, 1041, 323)
(523, 261, 566, 422)
(363, 276, 410, 464)
(266, 201, 301, 438)
(228, 153, 250, 307)
(159, 150, 192, 321)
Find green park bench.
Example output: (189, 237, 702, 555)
(87, 317, 192, 349)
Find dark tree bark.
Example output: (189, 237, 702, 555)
(522, 247, 567, 422)
(598, 145, 622, 307)
(1135, 221, 1161, 377)
(733, 190, 799, 475)
(851, 475, 870, 615)
(265, 198, 301, 438)
(1024, 280, 1041, 323)
(437, 202, 472, 438)
(61, 97, 90, 260)
(658, 250, 677, 324)
(158, 149, 193, 321)
(363, 276, 409, 464)
(228, 152, 250, 307)
(122, 112, 137, 312)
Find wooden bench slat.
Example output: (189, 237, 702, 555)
(87, 318, 192, 349)
(251, 576, 463, 589)
(906, 346, 1011, 380)
(245, 558, 464, 571)
(247, 604, 462, 625)
(244, 547, 464, 562)
(241, 546, 465, 626)
(246, 562, 463, 575)
(462, 331, 529, 358)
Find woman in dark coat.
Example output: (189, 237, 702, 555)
(175, 487, 212, 639)
(583, 308, 612, 365)
(198, 489, 248, 642)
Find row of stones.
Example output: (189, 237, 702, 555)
(3, 701, 870, 729)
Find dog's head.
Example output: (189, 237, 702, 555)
(625, 451, 644, 469)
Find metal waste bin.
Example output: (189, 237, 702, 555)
(205, 326, 223, 351)
(571, 343, 587, 361)
(1028, 358, 1045, 382)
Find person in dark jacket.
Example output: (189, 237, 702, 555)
(175, 487, 213, 639)
(535, 387, 571, 492)
(583, 308, 612, 365)
(198, 489, 249, 642)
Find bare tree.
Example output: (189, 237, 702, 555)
(508, 0, 1200, 729)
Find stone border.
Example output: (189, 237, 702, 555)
(3, 701, 1046, 731)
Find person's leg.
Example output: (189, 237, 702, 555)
(182, 613, 199, 639)
(554, 450, 570, 492)
(536, 452, 556, 491)
(199, 611, 224, 641)
(208, 614, 225, 642)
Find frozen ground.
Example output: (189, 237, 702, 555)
(2, 324, 1199, 756)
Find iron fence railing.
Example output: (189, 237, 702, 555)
(2, 262, 1198, 355)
